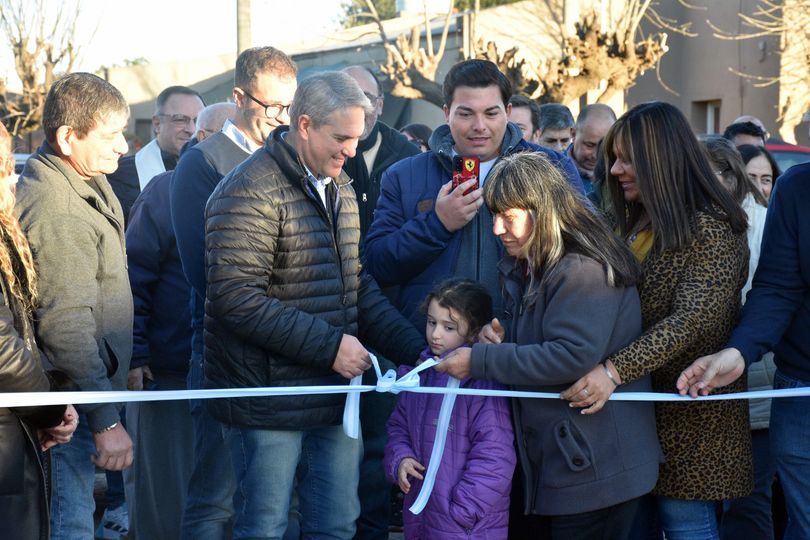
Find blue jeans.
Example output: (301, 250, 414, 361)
(720, 428, 775, 540)
(770, 369, 810, 540)
(657, 496, 719, 540)
(226, 423, 362, 539)
(180, 353, 236, 540)
(50, 414, 100, 539)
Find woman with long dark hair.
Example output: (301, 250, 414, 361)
(437, 151, 661, 539)
(0, 123, 78, 540)
(561, 102, 752, 539)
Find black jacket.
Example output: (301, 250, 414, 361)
(0, 242, 67, 540)
(343, 121, 420, 238)
(203, 126, 424, 429)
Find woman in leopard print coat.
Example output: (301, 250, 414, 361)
(561, 102, 753, 538)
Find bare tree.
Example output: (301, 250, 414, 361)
(0, 0, 85, 138)
(363, 0, 454, 106)
(476, 1, 694, 104)
(708, 0, 810, 142)
(362, 0, 692, 108)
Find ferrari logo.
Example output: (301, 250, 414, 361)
(464, 159, 476, 172)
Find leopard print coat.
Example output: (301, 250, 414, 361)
(609, 210, 753, 500)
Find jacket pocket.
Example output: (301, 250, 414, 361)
(99, 339, 119, 379)
(539, 418, 597, 488)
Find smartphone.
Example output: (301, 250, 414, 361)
(452, 155, 480, 195)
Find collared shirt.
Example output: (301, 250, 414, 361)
(280, 131, 332, 206)
(221, 119, 262, 154)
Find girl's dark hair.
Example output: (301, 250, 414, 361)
(702, 136, 767, 207)
(421, 278, 493, 339)
(737, 144, 782, 180)
(604, 101, 748, 252)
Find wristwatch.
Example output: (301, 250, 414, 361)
(94, 421, 118, 434)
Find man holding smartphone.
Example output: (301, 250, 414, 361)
(364, 59, 585, 328)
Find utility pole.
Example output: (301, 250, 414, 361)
(237, 0, 251, 54)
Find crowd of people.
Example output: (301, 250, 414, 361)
(2, 42, 808, 540)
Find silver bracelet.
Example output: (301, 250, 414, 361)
(94, 421, 118, 434)
(603, 364, 619, 387)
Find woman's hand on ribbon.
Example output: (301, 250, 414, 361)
(478, 318, 505, 344)
(560, 362, 617, 414)
(435, 347, 472, 379)
(397, 457, 425, 494)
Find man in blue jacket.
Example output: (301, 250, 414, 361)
(678, 161, 810, 538)
(124, 102, 233, 540)
(364, 59, 584, 327)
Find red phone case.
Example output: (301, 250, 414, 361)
(452, 156, 480, 195)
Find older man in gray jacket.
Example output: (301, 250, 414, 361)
(16, 72, 134, 540)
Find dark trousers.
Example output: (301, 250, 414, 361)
(509, 465, 641, 540)
(354, 354, 398, 540)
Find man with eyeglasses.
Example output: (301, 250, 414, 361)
(107, 86, 203, 225)
(170, 46, 298, 539)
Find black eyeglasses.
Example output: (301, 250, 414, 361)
(156, 114, 196, 128)
(240, 89, 291, 120)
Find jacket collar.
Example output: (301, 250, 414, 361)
(34, 142, 123, 226)
(267, 125, 354, 189)
(427, 122, 526, 173)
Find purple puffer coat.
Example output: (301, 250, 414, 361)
(384, 349, 516, 539)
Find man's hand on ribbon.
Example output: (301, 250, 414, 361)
(333, 334, 373, 379)
(677, 347, 746, 398)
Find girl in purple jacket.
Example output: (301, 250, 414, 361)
(384, 279, 516, 539)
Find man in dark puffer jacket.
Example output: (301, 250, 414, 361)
(204, 71, 425, 538)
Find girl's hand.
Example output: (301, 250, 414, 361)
(560, 362, 619, 415)
(397, 457, 425, 494)
(434, 347, 471, 379)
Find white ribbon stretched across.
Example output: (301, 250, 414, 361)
(6, 364, 810, 515)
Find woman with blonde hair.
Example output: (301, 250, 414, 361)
(561, 102, 752, 539)
(437, 151, 661, 539)
(0, 123, 78, 540)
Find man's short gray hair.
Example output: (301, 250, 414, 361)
(289, 71, 373, 129)
(539, 103, 575, 131)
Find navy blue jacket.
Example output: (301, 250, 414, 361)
(363, 123, 584, 325)
(728, 162, 810, 381)
(170, 133, 249, 355)
(126, 170, 191, 375)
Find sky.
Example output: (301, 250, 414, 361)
(1, 0, 345, 85)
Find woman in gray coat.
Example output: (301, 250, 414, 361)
(437, 152, 661, 539)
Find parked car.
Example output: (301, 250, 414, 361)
(765, 141, 810, 173)
(13, 153, 30, 175)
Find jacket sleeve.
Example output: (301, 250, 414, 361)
(0, 302, 49, 395)
(449, 384, 516, 529)
(728, 172, 807, 364)
(26, 214, 119, 431)
(610, 221, 746, 383)
(363, 161, 456, 287)
(470, 257, 631, 386)
(126, 184, 169, 370)
(171, 148, 217, 300)
(357, 271, 426, 365)
(383, 389, 418, 485)
(205, 189, 343, 370)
